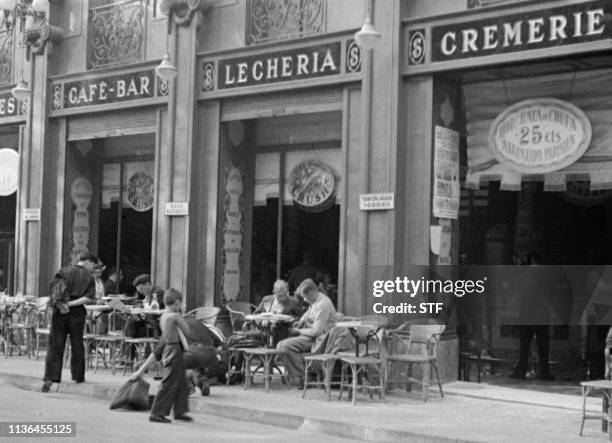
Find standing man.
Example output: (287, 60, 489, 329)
(276, 279, 336, 389)
(42, 252, 98, 392)
(509, 252, 555, 380)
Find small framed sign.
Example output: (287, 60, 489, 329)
(359, 193, 394, 210)
(165, 202, 189, 216)
(23, 208, 40, 221)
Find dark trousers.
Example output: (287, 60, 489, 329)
(516, 325, 551, 376)
(43, 307, 86, 383)
(150, 343, 189, 418)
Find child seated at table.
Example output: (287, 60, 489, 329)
(130, 288, 191, 423)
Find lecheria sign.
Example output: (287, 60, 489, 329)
(488, 98, 592, 174)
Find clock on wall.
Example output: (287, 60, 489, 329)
(289, 159, 335, 212)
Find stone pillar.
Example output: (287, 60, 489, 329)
(153, 1, 212, 307)
(16, 28, 60, 296)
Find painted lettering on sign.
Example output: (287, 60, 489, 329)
(431, 0, 611, 62)
(217, 43, 341, 89)
(63, 71, 154, 108)
(0, 93, 24, 117)
(488, 98, 592, 174)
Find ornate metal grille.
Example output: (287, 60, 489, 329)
(0, 26, 13, 85)
(246, 0, 325, 45)
(87, 0, 146, 70)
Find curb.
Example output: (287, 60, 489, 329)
(0, 371, 475, 443)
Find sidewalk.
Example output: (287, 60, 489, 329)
(0, 356, 606, 442)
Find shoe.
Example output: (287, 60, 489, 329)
(149, 416, 171, 423)
(200, 377, 210, 396)
(174, 415, 193, 422)
(73, 379, 85, 384)
(41, 381, 52, 393)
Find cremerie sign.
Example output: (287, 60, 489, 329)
(488, 98, 592, 174)
(218, 42, 341, 89)
(432, 0, 611, 62)
(63, 70, 154, 109)
(0, 93, 23, 118)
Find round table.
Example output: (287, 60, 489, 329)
(244, 313, 295, 347)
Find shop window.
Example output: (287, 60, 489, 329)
(87, 0, 146, 70)
(246, 0, 326, 45)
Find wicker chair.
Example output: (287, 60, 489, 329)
(184, 307, 221, 326)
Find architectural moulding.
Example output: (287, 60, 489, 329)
(25, 23, 64, 59)
(160, 0, 214, 31)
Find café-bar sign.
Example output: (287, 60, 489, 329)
(59, 70, 155, 109)
(217, 42, 341, 89)
(430, 0, 611, 62)
(488, 98, 592, 174)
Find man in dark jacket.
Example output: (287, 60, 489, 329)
(42, 252, 98, 392)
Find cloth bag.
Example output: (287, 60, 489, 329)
(109, 377, 151, 410)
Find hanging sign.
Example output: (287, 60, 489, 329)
(127, 172, 154, 212)
(164, 202, 189, 216)
(360, 193, 394, 210)
(433, 126, 460, 219)
(23, 208, 40, 221)
(488, 98, 592, 174)
(0, 148, 19, 196)
(289, 160, 336, 212)
(430, 0, 611, 62)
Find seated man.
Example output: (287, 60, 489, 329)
(257, 279, 301, 316)
(255, 279, 302, 346)
(276, 278, 336, 389)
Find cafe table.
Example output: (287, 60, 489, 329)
(244, 313, 294, 348)
(334, 318, 388, 357)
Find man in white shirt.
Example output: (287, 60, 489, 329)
(276, 279, 336, 388)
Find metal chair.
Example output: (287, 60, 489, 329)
(184, 307, 221, 326)
(34, 299, 52, 360)
(93, 311, 126, 374)
(338, 320, 387, 406)
(385, 323, 446, 402)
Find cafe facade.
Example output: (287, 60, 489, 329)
(11, 0, 412, 350)
(13, 0, 612, 380)
(403, 0, 612, 367)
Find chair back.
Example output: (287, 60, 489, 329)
(408, 324, 446, 358)
(226, 301, 257, 332)
(108, 311, 128, 336)
(184, 307, 221, 326)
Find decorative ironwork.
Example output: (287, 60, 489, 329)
(246, 0, 325, 45)
(0, 27, 13, 85)
(87, 0, 145, 70)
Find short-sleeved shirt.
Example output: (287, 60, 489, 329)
(59, 265, 95, 301)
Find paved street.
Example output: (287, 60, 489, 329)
(0, 385, 352, 443)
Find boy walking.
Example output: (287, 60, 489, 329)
(130, 288, 191, 423)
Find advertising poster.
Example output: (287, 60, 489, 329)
(433, 125, 460, 219)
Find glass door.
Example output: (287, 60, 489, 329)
(98, 159, 154, 293)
